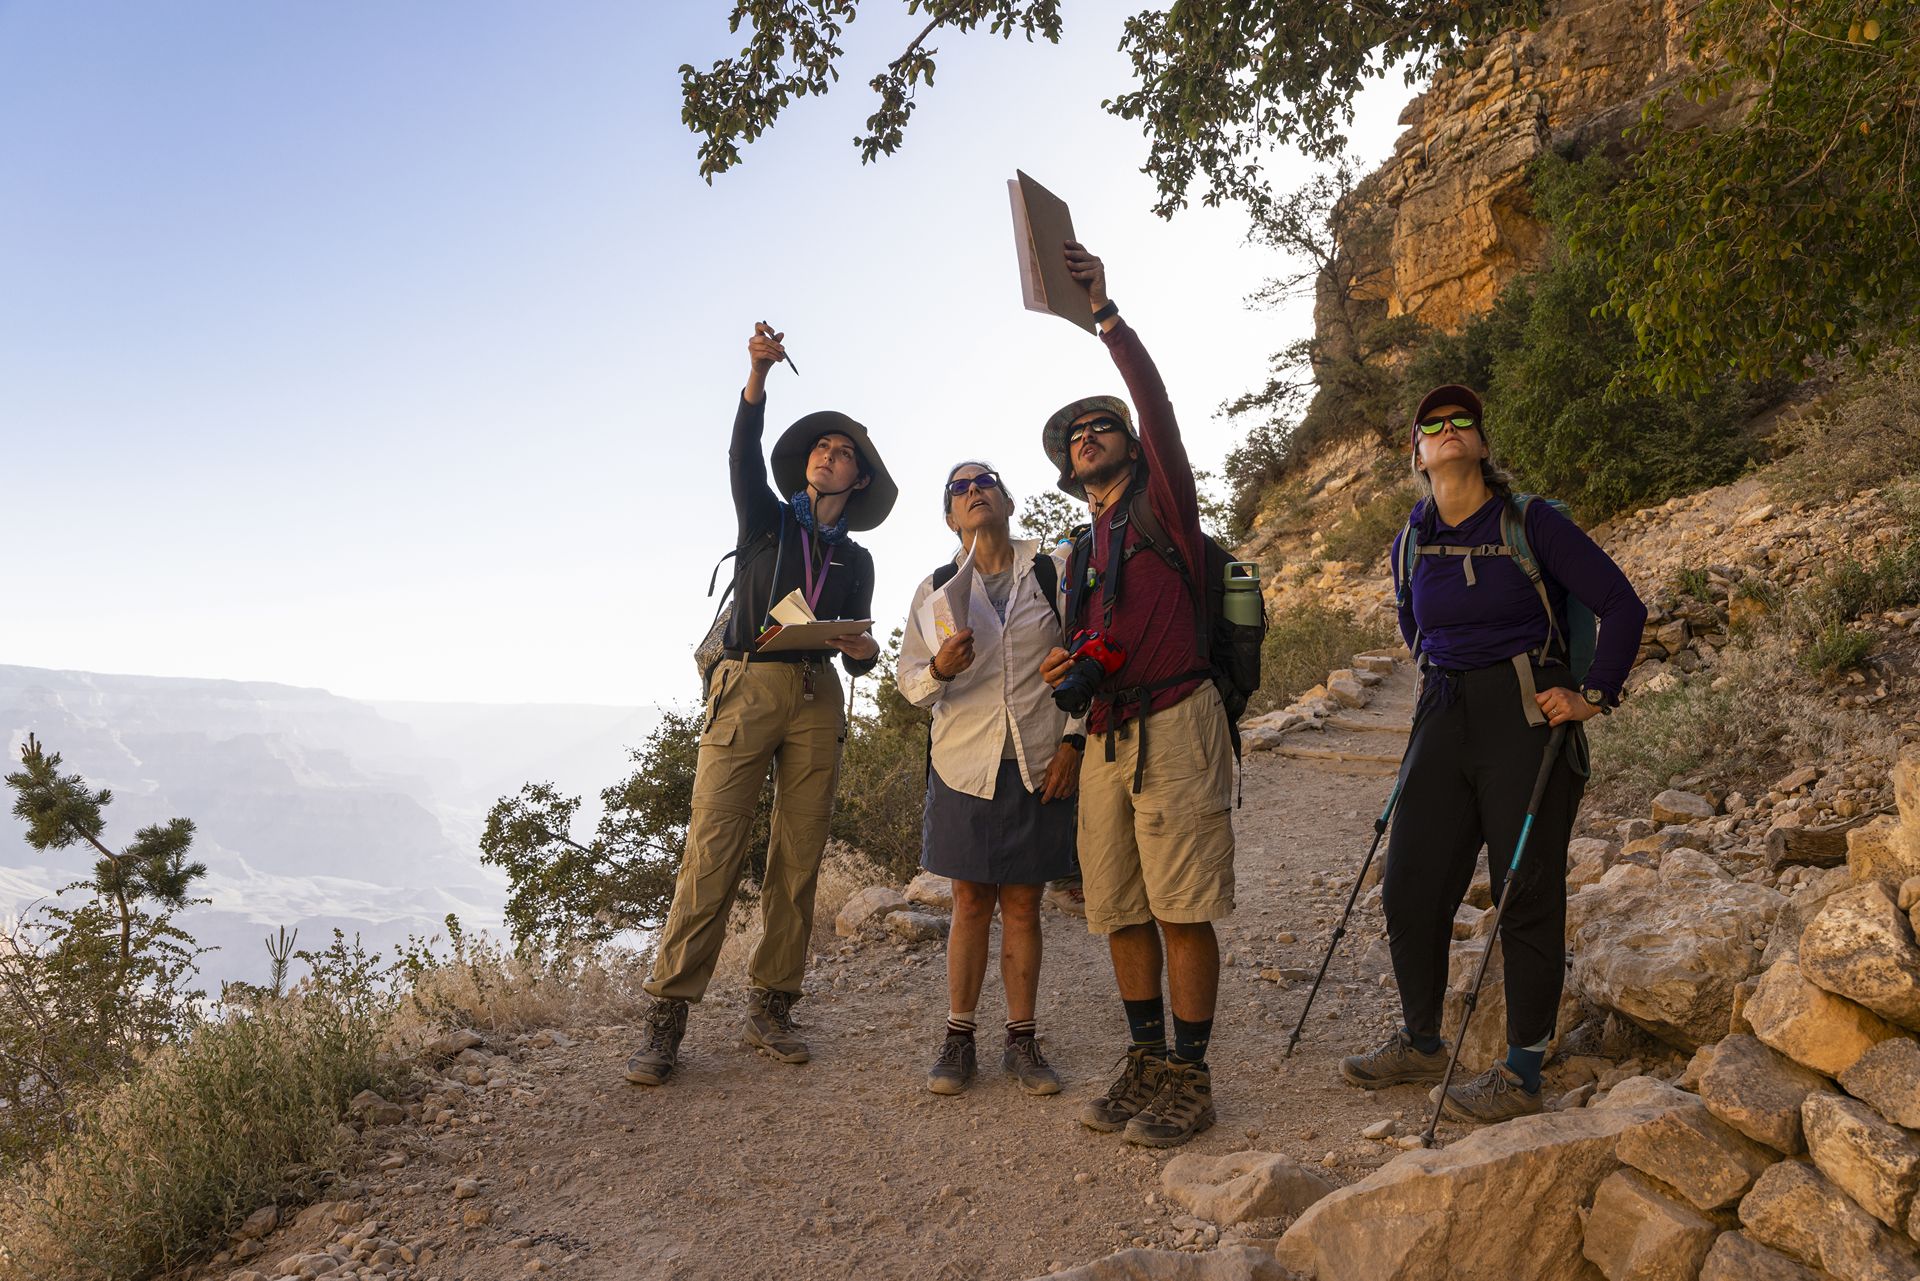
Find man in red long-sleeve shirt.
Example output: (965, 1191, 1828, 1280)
(1039, 243, 1234, 1149)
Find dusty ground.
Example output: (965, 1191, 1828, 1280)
(250, 663, 1578, 1281)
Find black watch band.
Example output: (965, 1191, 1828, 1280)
(1061, 733, 1086, 751)
(1091, 300, 1119, 325)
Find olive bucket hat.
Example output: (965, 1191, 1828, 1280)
(770, 410, 898, 532)
(1041, 394, 1134, 499)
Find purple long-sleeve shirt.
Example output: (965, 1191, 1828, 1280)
(1389, 495, 1647, 702)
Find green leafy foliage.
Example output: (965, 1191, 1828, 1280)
(830, 631, 930, 880)
(680, 1, 1537, 216)
(1245, 602, 1395, 716)
(480, 710, 774, 949)
(1573, 1, 1919, 392)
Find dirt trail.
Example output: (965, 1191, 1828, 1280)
(299, 664, 1483, 1281)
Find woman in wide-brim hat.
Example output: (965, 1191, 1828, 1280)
(1336, 382, 1646, 1125)
(627, 322, 897, 1089)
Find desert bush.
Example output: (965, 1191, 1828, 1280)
(1768, 357, 1920, 503)
(1247, 603, 1396, 716)
(0, 937, 389, 1281)
(1588, 627, 1899, 809)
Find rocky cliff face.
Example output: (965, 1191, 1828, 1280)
(1324, 0, 1720, 349)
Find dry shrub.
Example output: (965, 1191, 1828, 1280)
(386, 935, 652, 1054)
(0, 989, 381, 1281)
(1248, 602, 1397, 716)
(1588, 626, 1900, 812)
(1768, 355, 1920, 503)
(711, 843, 886, 990)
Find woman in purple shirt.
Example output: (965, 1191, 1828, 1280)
(1337, 383, 1647, 1124)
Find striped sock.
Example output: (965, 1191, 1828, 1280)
(946, 1010, 977, 1040)
(1005, 1018, 1036, 1044)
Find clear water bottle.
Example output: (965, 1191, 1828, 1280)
(1223, 561, 1262, 627)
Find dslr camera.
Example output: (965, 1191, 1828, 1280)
(1052, 629, 1127, 717)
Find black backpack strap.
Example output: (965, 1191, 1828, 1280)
(1032, 552, 1060, 626)
(932, 561, 959, 591)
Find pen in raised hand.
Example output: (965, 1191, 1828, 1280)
(757, 320, 800, 376)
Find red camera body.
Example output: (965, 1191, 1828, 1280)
(1067, 629, 1127, 675)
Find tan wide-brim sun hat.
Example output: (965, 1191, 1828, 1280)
(770, 411, 898, 532)
(1041, 394, 1134, 499)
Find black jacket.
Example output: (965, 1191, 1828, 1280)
(722, 394, 878, 678)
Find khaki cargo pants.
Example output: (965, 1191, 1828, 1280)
(644, 656, 844, 1001)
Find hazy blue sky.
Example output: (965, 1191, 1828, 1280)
(0, 2, 1416, 707)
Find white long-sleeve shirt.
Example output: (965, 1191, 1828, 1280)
(898, 538, 1084, 799)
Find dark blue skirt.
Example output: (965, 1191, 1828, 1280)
(922, 757, 1078, 886)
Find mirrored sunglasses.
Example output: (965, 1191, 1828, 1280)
(1067, 418, 1126, 444)
(1416, 415, 1480, 435)
(946, 471, 1003, 497)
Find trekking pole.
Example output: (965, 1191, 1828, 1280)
(1419, 723, 1569, 1148)
(1284, 775, 1407, 1058)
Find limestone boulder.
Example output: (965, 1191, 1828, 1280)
(884, 909, 950, 943)
(1615, 1100, 1778, 1211)
(835, 886, 907, 937)
(904, 870, 954, 910)
(1567, 855, 1782, 1049)
(1033, 1247, 1290, 1281)
(1160, 1151, 1335, 1225)
(1738, 1159, 1920, 1281)
(1581, 1168, 1719, 1281)
(1275, 1103, 1685, 1280)
(1651, 790, 1716, 824)
(1847, 816, 1914, 887)
(1798, 882, 1920, 1030)
(1696, 1034, 1832, 1154)
(1837, 1036, 1920, 1129)
(1698, 1231, 1829, 1281)
(1762, 867, 1855, 968)
(1801, 1091, 1920, 1231)
(1745, 959, 1903, 1077)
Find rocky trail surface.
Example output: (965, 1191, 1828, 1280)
(208, 661, 1505, 1281)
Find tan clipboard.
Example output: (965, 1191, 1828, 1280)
(1009, 170, 1095, 333)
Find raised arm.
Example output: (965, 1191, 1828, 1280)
(730, 323, 787, 541)
(1064, 243, 1206, 579)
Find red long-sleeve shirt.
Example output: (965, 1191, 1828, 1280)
(1073, 320, 1207, 734)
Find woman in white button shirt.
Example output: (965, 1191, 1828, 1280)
(899, 461, 1085, 1098)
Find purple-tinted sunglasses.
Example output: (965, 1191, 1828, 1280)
(946, 471, 1003, 497)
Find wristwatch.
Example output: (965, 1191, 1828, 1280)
(1061, 733, 1086, 751)
(1581, 687, 1610, 713)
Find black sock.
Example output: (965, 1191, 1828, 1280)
(1406, 1027, 1443, 1055)
(1171, 1015, 1212, 1067)
(1005, 1018, 1036, 1045)
(1123, 996, 1166, 1055)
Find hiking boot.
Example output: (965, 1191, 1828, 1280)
(742, 987, 810, 1064)
(1431, 1063, 1544, 1125)
(927, 1033, 977, 1095)
(1078, 1047, 1167, 1132)
(1124, 1060, 1215, 1148)
(1340, 1030, 1451, 1089)
(623, 997, 688, 1086)
(1002, 1034, 1063, 1096)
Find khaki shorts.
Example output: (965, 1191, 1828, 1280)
(1078, 683, 1236, 933)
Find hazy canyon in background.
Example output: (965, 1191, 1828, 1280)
(0, 665, 657, 988)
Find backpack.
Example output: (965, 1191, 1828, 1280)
(694, 523, 784, 698)
(1062, 489, 1265, 752)
(1393, 493, 1599, 682)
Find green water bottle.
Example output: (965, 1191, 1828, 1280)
(1223, 561, 1263, 626)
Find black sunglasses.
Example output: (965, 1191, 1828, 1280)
(1416, 415, 1480, 435)
(1067, 418, 1125, 444)
(946, 471, 1003, 497)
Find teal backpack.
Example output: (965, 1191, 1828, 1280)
(1394, 494, 1598, 682)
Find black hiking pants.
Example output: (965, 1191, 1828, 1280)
(1382, 659, 1586, 1051)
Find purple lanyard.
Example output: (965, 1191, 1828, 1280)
(798, 527, 830, 614)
